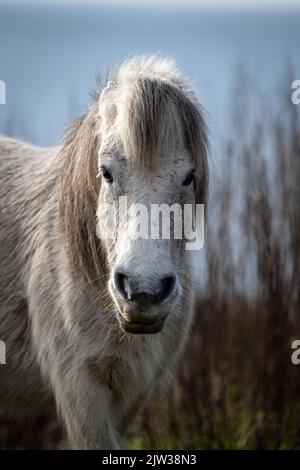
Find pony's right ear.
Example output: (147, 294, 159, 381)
(99, 81, 118, 131)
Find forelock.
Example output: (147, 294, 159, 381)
(102, 55, 207, 178)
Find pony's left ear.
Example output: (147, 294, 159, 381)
(99, 81, 118, 131)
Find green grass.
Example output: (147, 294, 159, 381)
(124, 387, 300, 450)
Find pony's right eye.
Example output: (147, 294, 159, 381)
(100, 167, 113, 184)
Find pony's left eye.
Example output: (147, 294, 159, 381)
(182, 170, 195, 187)
(100, 167, 113, 184)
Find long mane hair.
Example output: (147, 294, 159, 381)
(57, 56, 209, 291)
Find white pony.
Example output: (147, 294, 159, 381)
(0, 56, 208, 449)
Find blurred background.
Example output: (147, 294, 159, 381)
(0, 0, 300, 449)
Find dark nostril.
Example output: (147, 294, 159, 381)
(114, 271, 130, 300)
(159, 276, 176, 303)
(114, 271, 176, 305)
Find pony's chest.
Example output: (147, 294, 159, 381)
(86, 347, 163, 400)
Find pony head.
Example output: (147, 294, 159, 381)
(59, 55, 208, 335)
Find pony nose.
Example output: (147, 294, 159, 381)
(114, 271, 176, 306)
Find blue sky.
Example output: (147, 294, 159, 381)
(0, 0, 299, 9)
